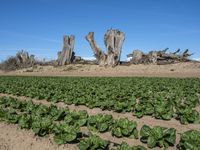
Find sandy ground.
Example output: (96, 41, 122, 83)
(0, 62, 200, 77)
(0, 122, 77, 150)
(0, 93, 200, 150)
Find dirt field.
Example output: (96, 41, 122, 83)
(0, 62, 200, 150)
(0, 62, 200, 77)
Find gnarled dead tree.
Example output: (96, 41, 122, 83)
(86, 29, 125, 67)
(57, 35, 75, 65)
(127, 50, 143, 64)
(127, 48, 193, 65)
(85, 32, 106, 65)
(0, 50, 35, 71)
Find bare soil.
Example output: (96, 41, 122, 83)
(0, 122, 77, 150)
(0, 62, 200, 77)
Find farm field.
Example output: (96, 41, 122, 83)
(0, 76, 200, 150)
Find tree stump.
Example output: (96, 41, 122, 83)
(57, 35, 75, 65)
(104, 29, 125, 66)
(127, 50, 143, 64)
(85, 32, 106, 65)
(86, 29, 125, 67)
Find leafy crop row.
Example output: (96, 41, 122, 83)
(0, 77, 199, 124)
(0, 96, 144, 149)
(0, 96, 199, 149)
(178, 130, 200, 150)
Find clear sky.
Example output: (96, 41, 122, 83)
(0, 0, 200, 61)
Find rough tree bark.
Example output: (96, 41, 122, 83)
(85, 32, 106, 65)
(128, 48, 192, 65)
(57, 35, 75, 65)
(104, 29, 125, 66)
(148, 51, 157, 64)
(86, 29, 125, 67)
(127, 50, 143, 64)
(16, 50, 35, 65)
(16, 50, 29, 64)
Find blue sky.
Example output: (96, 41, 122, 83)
(0, 0, 200, 61)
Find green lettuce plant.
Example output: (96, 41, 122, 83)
(140, 125, 176, 149)
(112, 118, 138, 139)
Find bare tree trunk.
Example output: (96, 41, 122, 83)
(86, 29, 125, 67)
(16, 50, 35, 66)
(127, 50, 143, 64)
(57, 35, 75, 65)
(85, 32, 106, 65)
(104, 29, 125, 66)
(148, 51, 157, 64)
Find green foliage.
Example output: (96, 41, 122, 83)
(0, 77, 199, 124)
(140, 125, 176, 149)
(18, 114, 31, 129)
(31, 116, 54, 136)
(87, 114, 113, 132)
(154, 98, 174, 120)
(64, 110, 88, 127)
(176, 106, 200, 124)
(134, 100, 154, 118)
(5, 109, 19, 123)
(0, 76, 200, 149)
(49, 105, 69, 121)
(112, 118, 138, 139)
(112, 142, 147, 150)
(0, 107, 7, 121)
(53, 123, 79, 144)
(178, 130, 200, 150)
(78, 135, 109, 150)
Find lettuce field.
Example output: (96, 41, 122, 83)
(0, 76, 200, 149)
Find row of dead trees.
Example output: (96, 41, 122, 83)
(0, 29, 194, 71)
(57, 29, 193, 67)
(57, 29, 125, 67)
(127, 48, 192, 65)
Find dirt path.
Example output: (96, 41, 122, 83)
(1, 93, 199, 150)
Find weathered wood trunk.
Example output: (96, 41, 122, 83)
(85, 32, 106, 65)
(127, 50, 143, 64)
(127, 48, 192, 65)
(16, 50, 35, 65)
(86, 29, 125, 67)
(57, 35, 75, 65)
(148, 51, 157, 64)
(104, 29, 125, 66)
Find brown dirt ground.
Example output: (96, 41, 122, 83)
(0, 62, 200, 77)
(0, 122, 77, 150)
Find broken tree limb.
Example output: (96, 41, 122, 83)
(57, 35, 75, 65)
(172, 49, 180, 54)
